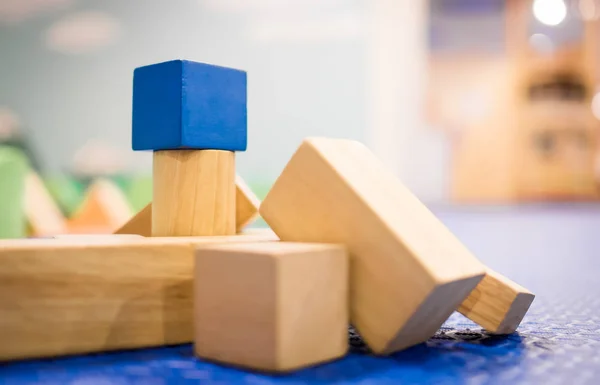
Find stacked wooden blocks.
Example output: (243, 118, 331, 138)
(0, 59, 534, 372)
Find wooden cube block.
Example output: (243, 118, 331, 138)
(260, 138, 486, 354)
(194, 242, 348, 372)
(458, 270, 535, 334)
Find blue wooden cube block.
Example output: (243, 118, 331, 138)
(132, 60, 247, 151)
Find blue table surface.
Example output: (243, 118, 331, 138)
(2, 204, 600, 384)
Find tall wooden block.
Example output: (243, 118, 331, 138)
(194, 242, 348, 372)
(152, 149, 235, 236)
(458, 270, 535, 334)
(260, 138, 486, 354)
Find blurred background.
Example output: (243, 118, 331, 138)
(1, 0, 600, 237)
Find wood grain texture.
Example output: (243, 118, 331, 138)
(458, 270, 535, 334)
(24, 171, 68, 236)
(51, 234, 144, 241)
(0, 242, 193, 361)
(115, 175, 258, 236)
(152, 150, 235, 236)
(0, 232, 278, 361)
(260, 138, 486, 354)
(194, 242, 348, 372)
(68, 179, 133, 234)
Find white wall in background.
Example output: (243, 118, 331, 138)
(0, 0, 450, 201)
(366, 0, 449, 201)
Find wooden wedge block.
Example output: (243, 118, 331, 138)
(458, 270, 535, 334)
(235, 174, 261, 230)
(68, 178, 133, 234)
(24, 171, 68, 237)
(114, 203, 152, 236)
(115, 175, 260, 236)
(194, 242, 348, 372)
(260, 138, 486, 354)
(0, 232, 277, 361)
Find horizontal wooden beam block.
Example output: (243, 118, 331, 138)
(0, 231, 277, 361)
(458, 270, 535, 334)
(260, 138, 486, 354)
(194, 242, 348, 372)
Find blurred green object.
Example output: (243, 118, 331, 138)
(124, 175, 152, 212)
(0, 146, 29, 238)
(44, 175, 85, 216)
(111, 174, 132, 193)
(248, 179, 272, 201)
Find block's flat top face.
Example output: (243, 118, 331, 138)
(132, 60, 247, 151)
(5, 205, 600, 384)
(198, 242, 344, 255)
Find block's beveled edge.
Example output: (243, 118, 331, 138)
(2, 229, 279, 250)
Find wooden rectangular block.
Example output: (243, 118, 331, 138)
(194, 242, 348, 372)
(115, 175, 260, 236)
(0, 232, 278, 361)
(458, 270, 535, 334)
(260, 138, 486, 354)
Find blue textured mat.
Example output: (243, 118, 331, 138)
(2, 205, 600, 384)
